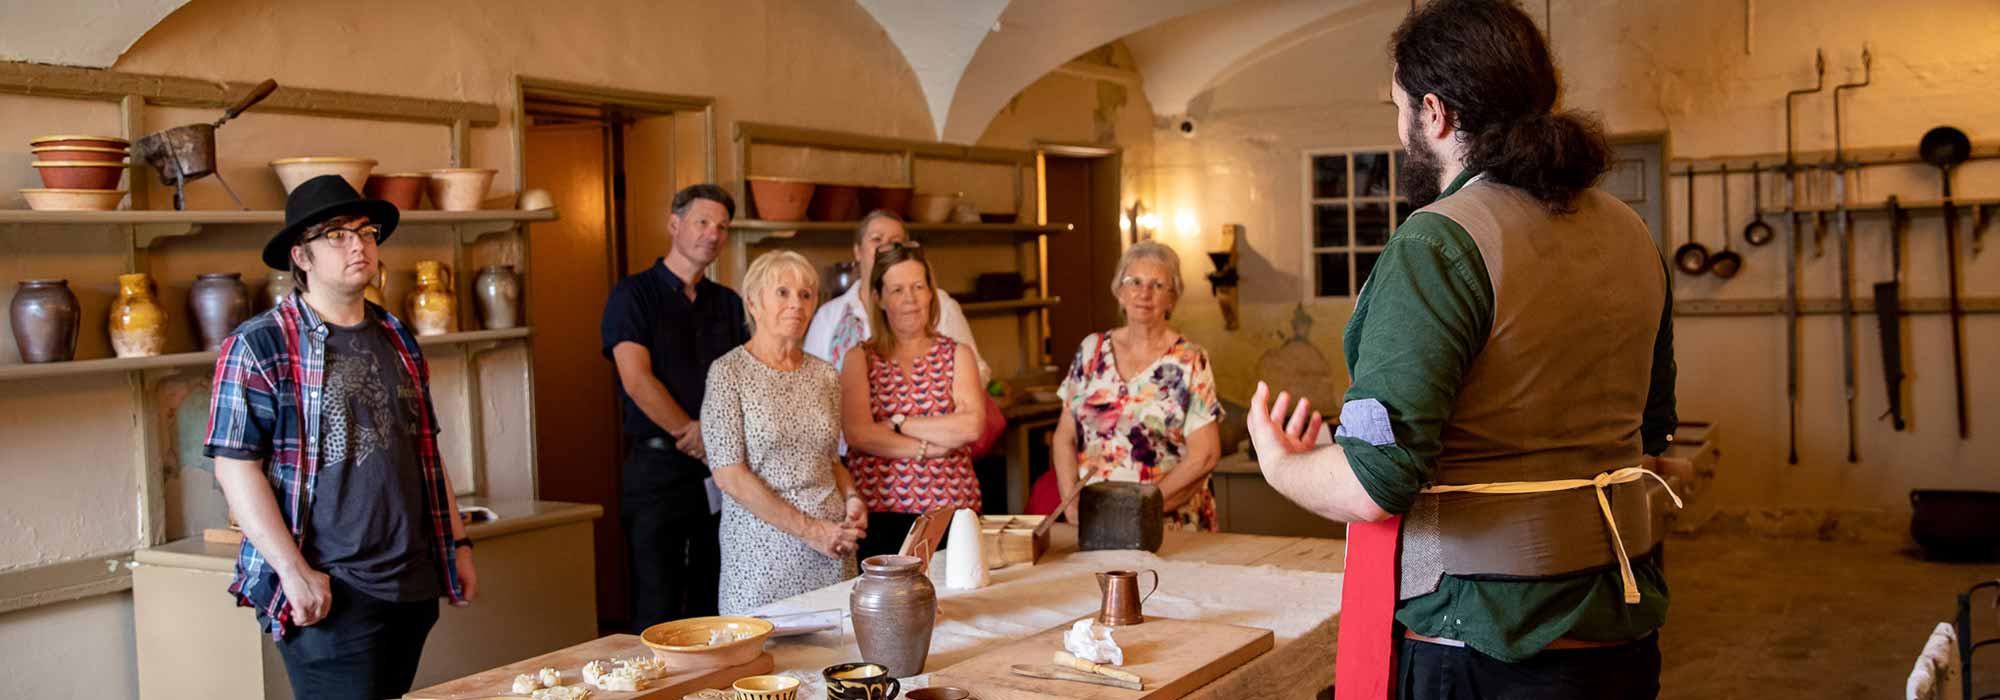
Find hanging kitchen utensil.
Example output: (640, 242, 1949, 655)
(1674, 168, 1712, 275)
(1833, 49, 1869, 462)
(1873, 196, 1907, 431)
(1710, 165, 1743, 278)
(1811, 185, 1830, 258)
(1920, 125, 1972, 439)
(1781, 49, 1824, 465)
(133, 79, 278, 211)
(1745, 163, 1775, 246)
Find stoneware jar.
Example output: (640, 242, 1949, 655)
(109, 273, 167, 358)
(406, 260, 456, 335)
(189, 272, 250, 352)
(261, 270, 292, 311)
(363, 262, 387, 308)
(849, 554, 936, 678)
(473, 264, 520, 330)
(10, 279, 79, 363)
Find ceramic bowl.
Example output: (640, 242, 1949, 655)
(426, 168, 498, 211)
(906, 688, 972, 700)
(33, 161, 125, 190)
(809, 183, 864, 222)
(30, 134, 129, 150)
(912, 193, 958, 224)
(518, 188, 554, 211)
(860, 185, 915, 219)
(270, 157, 377, 193)
(31, 145, 129, 163)
(364, 173, 428, 210)
(731, 675, 800, 700)
(640, 615, 773, 671)
(20, 188, 125, 211)
(748, 176, 814, 221)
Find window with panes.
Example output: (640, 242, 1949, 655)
(1304, 149, 1412, 298)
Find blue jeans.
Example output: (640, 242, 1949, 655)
(269, 576, 439, 700)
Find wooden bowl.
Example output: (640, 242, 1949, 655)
(30, 134, 129, 150)
(748, 176, 814, 221)
(639, 615, 773, 671)
(20, 188, 124, 211)
(364, 173, 428, 210)
(33, 161, 125, 190)
(809, 183, 863, 222)
(32, 145, 129, 163)
(426, 168, 497, 211)
(271, 157, 377, 193)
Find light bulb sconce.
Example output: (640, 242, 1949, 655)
(1125, 200, 1158, 242)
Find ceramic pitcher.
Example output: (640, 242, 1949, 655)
(10, 279, 79, 363)
(109, 273, 167, 358)
(189, 272, 250, 351)
(406, 260, 455, 335)
(473, 264, 520, 330)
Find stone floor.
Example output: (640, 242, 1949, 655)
(1659, 533, 2000, 699)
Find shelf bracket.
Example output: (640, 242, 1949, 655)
(131, 222, 201, 249)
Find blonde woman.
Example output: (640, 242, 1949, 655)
(702, 250, 866, 614)
(1052, 241, 1223, 531)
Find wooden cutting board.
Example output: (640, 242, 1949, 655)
(929, 616, 1273, 700)
(404, 634, 772, 700)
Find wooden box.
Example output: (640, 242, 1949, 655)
(980, 515, 1049, 567)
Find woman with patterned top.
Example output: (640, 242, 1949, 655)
(840, 242, 987, 559)
(1052, 241, 1224, 532)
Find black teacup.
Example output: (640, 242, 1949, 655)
(823, 662, 901, 700)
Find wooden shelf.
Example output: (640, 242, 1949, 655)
(730, 219, 1070, 244)
(961, 296, 1061, 316)
(0, 326, 532, 383)
(0, 208, 560, 246)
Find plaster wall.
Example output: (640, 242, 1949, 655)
(1141, 0, 2000, 514)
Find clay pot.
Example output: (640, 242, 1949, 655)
(109, 273, 167, 358)
(10, 279, 80, 363)
(31, 135, 129, 150)
(189, 272, 251, 352)
(748, 176, 814, 221)
(427, 168, 497, 211)
(20, 189, 124, 211)
(849, 554, 936, 677)
(809, 183, 863, 222)
(911, 193, 958, 224)
(261, 271, 293, 311)
(473, 265, 521, 330)
(364, 173, 428, 210)
(405, 260, 456, 335)
(33, 161, 125, 190)
(861, 185, 915, 219)
(32, 146, 129, 163)
(270, 157, 377, 193)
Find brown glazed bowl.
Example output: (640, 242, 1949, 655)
(748, 176, 814, 221)
(30, 134, 129, 150)
(809, 183, 864, 222)
(33, 161, 126, 190)
(31, 146, 129, 163)
(364, 173, 428, 210)
(860, 185, 915, 219)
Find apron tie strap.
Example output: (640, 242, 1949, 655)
(1422, 466, 1683, 604)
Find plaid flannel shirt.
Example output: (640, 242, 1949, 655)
(203, 293, 464, 640)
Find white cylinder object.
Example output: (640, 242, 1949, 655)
(943, 508, 990, 590)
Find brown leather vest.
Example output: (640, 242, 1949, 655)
(1398, 178, 1670, 599)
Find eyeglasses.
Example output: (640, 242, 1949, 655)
(305, 224, 381, 248)
(1119, 276, 1172, 293)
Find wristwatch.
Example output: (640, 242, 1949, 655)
(453, 537, 474, 551)
(891, 413, 907, 433)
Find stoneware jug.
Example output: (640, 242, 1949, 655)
(473, 264, 520, 330)
(849, 554, 936, 677)
(109, 273, 167, 358)
(189, 272, 250, 351)
(10, 279, 79, 363)
(261, 270, 292, 311)
(1096, 569, 1159, 626)
(406, 260, 455, 336)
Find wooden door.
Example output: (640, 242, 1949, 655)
(1043, 155, 1122, 372)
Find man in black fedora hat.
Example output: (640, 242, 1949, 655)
(205, 174, 477, 700)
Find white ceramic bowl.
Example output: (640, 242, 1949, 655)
(270, 157, 377, 194)
(912, 193, 958, 224)
(21, 188, 125, 211)
(427, 168, 498, 211)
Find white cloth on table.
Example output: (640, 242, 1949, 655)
(1906, 622, 1958, 700)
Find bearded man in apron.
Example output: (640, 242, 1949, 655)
(1248, 1, 1689, 698)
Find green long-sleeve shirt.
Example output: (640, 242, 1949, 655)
(1337, 170, 1677, 663)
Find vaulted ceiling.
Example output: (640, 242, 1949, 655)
(0, 0, 1372, 143)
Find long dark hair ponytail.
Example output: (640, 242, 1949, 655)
(1392, 0, 1610, 214)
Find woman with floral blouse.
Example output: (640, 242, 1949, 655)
(1052, 241, 1224, 531)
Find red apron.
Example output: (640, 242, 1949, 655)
(1334, 517, 1401, 700)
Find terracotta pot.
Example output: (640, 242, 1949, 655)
(849, 554, 936, 677)
(364, 173, 428, 210)
(33, 161, 125, 190)
(270, 157, 377, 193)
(11, 280, 79, 363)
(911, 193, 958, 224)
(860, 185, 915, 220)
(405, 260, 456, 335)
(473, 265, 521, 330)
(30, 134, 129, 150)
(109, 273, 167, 358)
(20, 188, 124, 211)
(189, 272, 251, 352)
(426, 168, 497, 211)
(748, 177, 814, 221)
(261, 271, 293, 311)
(810, 183, 864, 222)
(32, 146, 129, 163)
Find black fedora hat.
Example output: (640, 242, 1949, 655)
(262, 174, 401, 270)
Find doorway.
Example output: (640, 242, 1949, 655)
(1039, 146, 1124, 373)
(515, 78, 714, 633)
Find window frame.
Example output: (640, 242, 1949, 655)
(1300, 146, 1408, 300)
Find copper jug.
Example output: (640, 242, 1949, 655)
(1095, 569, 1159, 626)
